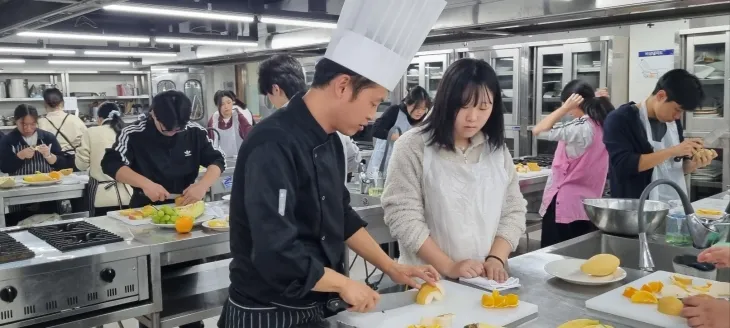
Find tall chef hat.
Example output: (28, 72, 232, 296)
(324, 0, 447, 91)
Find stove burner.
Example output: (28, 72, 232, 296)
(0, 232, 35, 264)
(355, 142, 374, 151)
(514, 155, 554, 167)
(29, 221, 123, 252)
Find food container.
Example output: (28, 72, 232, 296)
(583, 198, 670, 236)
(8, 78, 28, 98)
(665, 200, 692, 246)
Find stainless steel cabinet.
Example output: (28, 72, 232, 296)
(151, 67, 207, 123)
(402, 53, 454, 99)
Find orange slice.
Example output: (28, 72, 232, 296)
(482, 290, 519, 309)
(672, 275, 693, 286)
(416, 283, 444, 305)
(505, 294, 519, 307)
(48, 171, 62, 180)
(630, 290, 658, 304)
(623, 287, 638, 298)
(481, 293, 494, 308)
(648, 281, 664, 293)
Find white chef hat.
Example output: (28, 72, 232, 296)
(325, 0, 446, 91)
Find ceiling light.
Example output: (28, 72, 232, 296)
(105, 4, 254, 23)
(155, 37, 257, 47)
(17, 31, 149, 43)
(84, 50, 177, 57)
(48, 60, 131, 66)
(0, 47, 75, 55)
(259, 16, 337, 29)
(0, 58, 25, 64)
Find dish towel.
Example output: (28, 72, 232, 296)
(458, 277, 521, 291)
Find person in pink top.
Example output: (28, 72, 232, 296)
(532, 80, 614, 247)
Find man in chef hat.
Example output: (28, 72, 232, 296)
(222, 0, 447, 326)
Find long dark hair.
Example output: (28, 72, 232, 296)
(420, 58, 505, 151)
(14, 104, 39, 122)
(560, 80, 614, 126)
(402, 86, 432, 124)
(213, 90, 246, 112)
(42, 88, 64, 109)
(98, 102, 124, 135)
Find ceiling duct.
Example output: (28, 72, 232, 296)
(0, 0, 129, 37)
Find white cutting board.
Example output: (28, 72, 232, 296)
(585, 271, 718, 328)
(329, 280, 538, 327)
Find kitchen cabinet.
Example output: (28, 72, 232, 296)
(151, 67, 207, 123)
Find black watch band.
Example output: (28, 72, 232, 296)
(485, 255, 505, 267)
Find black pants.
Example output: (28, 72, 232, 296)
(540, 195, 596, 248)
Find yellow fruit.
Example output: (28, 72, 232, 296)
(657, 296, 683, 316)
(175, 216, 194, 233)
(464, 324, 504, 328)
(141, 205, 156, 217)
(557, 319, 600, 328)
(672, 275, 693, 286)
(580, 254, 620, 277)
(481, 290, 519, 309)
(630, 290, 658, 304)
(0, 177, 15, 188)
(415, 283, 444, 305)
(60, 168, 73, 176)
(175, 201, 205, 218)
(585, 325, 614, 328)
(622, 287, 638, 298)
(661, 285, 689, 298)
(526, 162, 541, 171)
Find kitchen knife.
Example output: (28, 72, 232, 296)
(674, 128, 727, 162)
(328, 289, 417, 313)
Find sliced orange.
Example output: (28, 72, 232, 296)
(630, 290, 658, 304)
(641, 284, 654, 293)
(505, 294, 519, 307)
(623, 287, 638, 298)
(672, 275, 693, 286)
(481, 294, 494, 308)
(482, 290, 519, 309)
(648, 281, 664, 293)
(48, 171, 62, 180)
(59, 168, 73, 176)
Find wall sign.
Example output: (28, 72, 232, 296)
(638, 49, 674, 79)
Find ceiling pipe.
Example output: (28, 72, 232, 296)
(0, 0, 129, 37)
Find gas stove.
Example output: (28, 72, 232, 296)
(514, 155, 554, 167)
(355, 142, 374, 151)
(28, 221, 123, 252)
(0, 232, 34, 264)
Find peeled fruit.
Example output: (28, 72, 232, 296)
(622, 287, 638, 298)
(60, 168, 73, 176)
(141, 205, 156, 217)
(0, 177, 15, 188)
(175, 216, 194, 233)
(671, 275, 693, 286)
(481, 290, 519, 309)
(580, 254, 620, 277)
(640, 281, 664, 293)
(418, 313, 453, 328)
(48, 171, 62, 180)
(175, 196, 185, 207)
(23, 173, 56, 182)
(657, 296, 683, 316)
(175, 201, 205, 218)
(630, 290, 658, 304)
(661, 285, 689, 299)
(127, 210, 145, 220)
(526, 162, 540, 171)
(415, 283, 445, 305)
(557, 319, 600, 328)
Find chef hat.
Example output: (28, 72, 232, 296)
(325, 0, 446, 91)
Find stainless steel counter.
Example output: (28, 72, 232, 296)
(0, 182, 87, 228)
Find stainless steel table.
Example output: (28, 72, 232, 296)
(0, 182, 87, 228)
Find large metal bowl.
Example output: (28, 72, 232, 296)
(583, 198, 671, 236)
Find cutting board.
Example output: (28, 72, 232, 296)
(585, 271, 723, 328)
(328, 280, 538, 327)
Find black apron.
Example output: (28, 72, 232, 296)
(217, 298, 327, 328)
(8, 142, 61, 214)
(43, 114, 78, 170)
(86, 177, 131, 216)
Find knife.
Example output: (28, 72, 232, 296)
(328, 290, 418, 327)
(674, 129, 727, 162)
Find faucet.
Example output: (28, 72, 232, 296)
(638, 179, 730, 272)
(358, 162, 372, 194)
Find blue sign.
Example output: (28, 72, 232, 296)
(638, 49, 674, 57)
(222, 176, 233, 190)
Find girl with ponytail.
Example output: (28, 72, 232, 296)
(532, 80, 614, 247)
(76, 102, 132, 216)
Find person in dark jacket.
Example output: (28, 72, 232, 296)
(0, 104, 72, 226)
(603, 69, 714, 201)
(102, 90, 225, 208)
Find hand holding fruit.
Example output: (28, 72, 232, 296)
(37, 144, 51, 158)
(143, 181, 170, 202)
(681, 295, 730, 328)
(692, 148, 718, 169)
(16, 147, 35, 160)
(671, 139, 704, 158)
(181, 183, 207, 206)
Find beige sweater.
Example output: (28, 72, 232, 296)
(382, 126, 527, 258)
(39, 111, 87, 152)
(75, 125, 132, 208)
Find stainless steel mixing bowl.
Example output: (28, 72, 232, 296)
(583, 198, 671, 236)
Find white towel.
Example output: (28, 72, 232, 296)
(459, 277, 521, 291)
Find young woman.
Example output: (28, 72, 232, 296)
(367, 86, 431, 176)
(0, 104, 71, 225)
(382, 58, 527, 282)
(76, 102, 132, 216)
(207, 90, 253, 157)
(532, 80, 614, 247)
(38, 88, 87, 164)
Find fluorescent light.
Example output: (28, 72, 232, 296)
(68, 71, 100, 74)
(0, 47, 75, 55)
(48, 60, 131, 66)
(105, 4, 254, 22)
(84, 50, 177, 57)
(17, 31, 149, 43)
(0, 59, 25, 64)
(259, 16, 337, 29)
(155, 37, 257, 47)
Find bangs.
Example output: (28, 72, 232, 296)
(460, 82, 493, 109)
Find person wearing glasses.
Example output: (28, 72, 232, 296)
(102, 90, 225, 209)
(0, 104, 72, 226)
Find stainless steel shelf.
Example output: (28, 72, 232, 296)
(0, 97, 45, 102)
(690, 180, 723, 189)
(543, 68, 563, 74)
(576, 67, 601, 73)
(699, 78, 725, 85)
(77, 95, 150, 100)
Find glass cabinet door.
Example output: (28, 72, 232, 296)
(423, 55, 447, 98)
(535, 45, 565, 122)
(490, 48, 520, 125)
(404, 61, 420, 93)
(685, 33, 728, 132)
(569, 42, 604, 90)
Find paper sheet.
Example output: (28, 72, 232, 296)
(691, 197, 729, 212)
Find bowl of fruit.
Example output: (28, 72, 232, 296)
(150, 201, 211, 229)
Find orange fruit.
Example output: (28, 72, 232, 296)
(505, 294, 519, 307)
(481, 290, 519, 309)
(657, 296, 683, 316)
(60, 168, 73, 176)
(175, 216, 194, 233)
(48, 171, 62, 180)
(481, 293, 494, 308)
(630, 290, 658, 304)
(648, 281, 664, 293)
(415, 283, 444, 305)
(623, 287, 638, 298)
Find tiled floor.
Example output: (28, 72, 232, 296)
(103, 232, 544, 328)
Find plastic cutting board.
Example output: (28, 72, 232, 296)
(328, 280, 538, 327)
(586, 270, 725, 328)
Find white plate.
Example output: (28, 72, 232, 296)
(544, 258, 627, 286)
(151, 214, 214, 228)
(202, 219, 229, 232)
(222, 195, 231, 201)
(22, 179, 62, 186)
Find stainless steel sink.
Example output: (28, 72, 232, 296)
(349, 193, 381, 207)
(545, 232, 729, 282)
(348, 192, 392, 245)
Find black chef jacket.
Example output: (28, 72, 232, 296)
(101, 118, 226, 207)
(228, 93, 367, 307)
